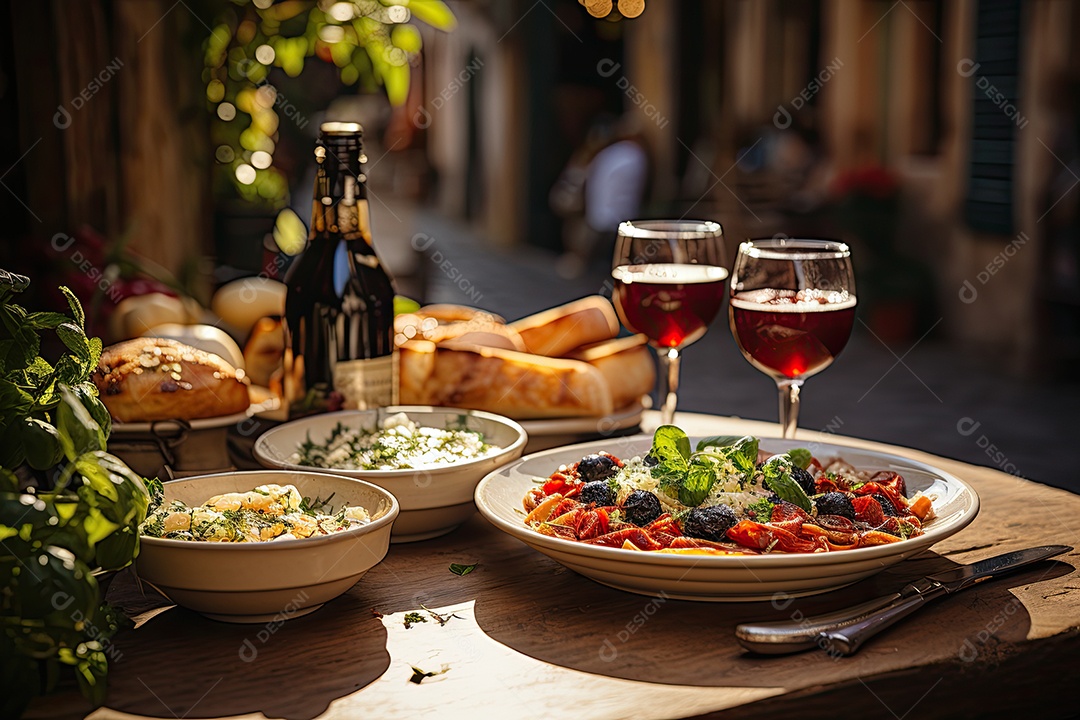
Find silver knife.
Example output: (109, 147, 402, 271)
(735, 544, 1072, 656)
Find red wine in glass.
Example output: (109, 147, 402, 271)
(613, 263, 728, 349)
(730, 288, 856, 379)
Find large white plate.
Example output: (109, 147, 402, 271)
(517, 401, 644, 437)
(475, 435, 980, 601)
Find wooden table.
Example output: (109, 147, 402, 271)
(27, 412, 1080, 720)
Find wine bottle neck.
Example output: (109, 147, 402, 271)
(310, 134, 374, 248)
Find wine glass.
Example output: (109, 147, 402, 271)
(611, 220, 727, 425)
(728, 238, 856, 438)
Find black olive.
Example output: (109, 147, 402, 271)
(873, 493, 899, 517)
(814, 492, 855, 520)
(682, 505, 737, 541)
(577, 454, 618, 482)
(621, 490, 662, 526)
(579, 480, 615, 507)
(790, 465, 816, 495)
(643, 453, 659, 467)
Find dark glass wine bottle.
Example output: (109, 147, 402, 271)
(282, 121, 397, 417)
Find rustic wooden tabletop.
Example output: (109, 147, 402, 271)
(26, 412, 1080, 720)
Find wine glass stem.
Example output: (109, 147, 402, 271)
(659, 347, 681, 426)
(776, 379, 803, 439)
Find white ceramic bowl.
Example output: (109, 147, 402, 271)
(136, 469, 398, 623)
(253, 407, 528, 542)
(475, 436, 980, 602)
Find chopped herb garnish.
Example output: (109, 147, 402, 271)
(409, 664, 450, 684)
(448, 563, 477, 576)
(403, 612, 427, 629)
(421, 605, 461, 626)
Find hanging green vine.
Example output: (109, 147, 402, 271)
(203, 0, 455, 208)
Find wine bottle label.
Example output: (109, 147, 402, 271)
(332, 353, 397, 409)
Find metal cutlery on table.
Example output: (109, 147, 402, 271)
(735, 545, 1073, 656)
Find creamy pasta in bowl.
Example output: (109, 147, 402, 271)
(136, 469, 398, 623)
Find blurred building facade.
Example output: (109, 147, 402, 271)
(418, 0, 1080, 371)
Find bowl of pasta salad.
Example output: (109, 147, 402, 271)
(136, 469, 398, 622)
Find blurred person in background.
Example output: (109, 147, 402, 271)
(551, 113, 650, 278)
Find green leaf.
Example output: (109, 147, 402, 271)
(0, 269, 30, 293)
(651, 425, 691, 464)
(20, 418, 64, 470)
(681, 455, 719, 506)
(695, 435, 743, 452)
(760, 455, 812, 513)
(55, 323, 92, 364)
(406, 0, 457, 31)
(788, 448, 813, 470)
(59, 286, 85, 328)
(448, 562, 477, 576)
(72, 383, 111, 441)
(23, 312, 70, 330)
(0, 305, 40, 375)
(55, 386, 105, 460)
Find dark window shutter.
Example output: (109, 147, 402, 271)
(963, 0, 1024, 235)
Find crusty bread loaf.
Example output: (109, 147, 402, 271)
(399, 341, 613, 419)
(93, 338, 250, 422)
(414, 304, 505, 324)
(395, 309, 526, 352)
(563, 335, 655, 410)
(509, 296, 619, 357)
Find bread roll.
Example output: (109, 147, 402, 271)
(244, 317, 285, 388)
(109, 293, 192, 340)
(211, 277, 286, 337)
(93, 338, 250, 422)
(563, 335, 655, 410)
(510, 296, 619, 357)
(399, 341, 613, 419)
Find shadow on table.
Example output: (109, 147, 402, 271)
(473, 542, 1073, 688)
(105, 587, 389, 720)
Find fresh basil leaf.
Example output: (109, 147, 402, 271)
(648, 425, 691, 489)
(760, 455, 812, 512)
(0, 269, 30, 293)
(681, 454, 719, 506)
(0, 379, 33, 421)
(0, 306, 40, 374)
(788, 448, 812, 470)
(56, 386, 106, 460)
(695, 435, 742, 452)
(59, 286, 85, 328)
(23, 311, 70, 330)
(21, 418, 64, 470)
(652, 425, 691, 463)
(449, 563, 477, 576)
(94, 526, 139, 571)
(56, 323, 92, 363)
(72, 383, 111, 440)
(729, 436, 759, 471)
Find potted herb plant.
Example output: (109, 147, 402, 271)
(0, 269, 159, 717)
